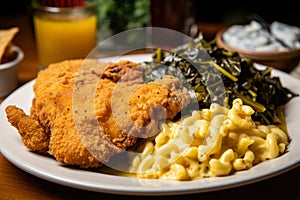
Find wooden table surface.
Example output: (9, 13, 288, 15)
(0, 12, 300, 200)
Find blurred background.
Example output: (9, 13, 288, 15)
(1, 0, 299, 41)
(1, 0, 299, 83)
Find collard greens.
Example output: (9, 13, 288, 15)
(142, 34, 299, 125)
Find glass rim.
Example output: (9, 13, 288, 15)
(32, 0, 96, 13)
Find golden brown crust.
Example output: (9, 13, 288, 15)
(5, 59, 191, 168)
(5, 105, 49, 152)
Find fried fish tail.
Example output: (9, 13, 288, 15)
(5, 105, 49, 152)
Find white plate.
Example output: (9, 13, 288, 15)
(0, 54, 300, 196)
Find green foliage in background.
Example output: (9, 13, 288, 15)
(95, 0, 150, 37)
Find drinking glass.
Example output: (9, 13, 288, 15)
(32, 0, 97, 67)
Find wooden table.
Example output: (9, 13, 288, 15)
(1, 12, 300, 200)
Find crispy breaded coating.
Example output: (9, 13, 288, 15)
(5, 105, 49, 152)
(129, 75, 190, 128)
(5, 59, 191, 168)
(7, 59, 105, 168)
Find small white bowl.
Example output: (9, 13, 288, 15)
(0, 45, 24, 98)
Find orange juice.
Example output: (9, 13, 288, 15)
(33, 3, 97, 67)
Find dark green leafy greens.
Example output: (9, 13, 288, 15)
(142, 34, 299, 125)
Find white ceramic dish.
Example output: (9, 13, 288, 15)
(0, 54, 299, 196)
(0, 45, 24, 98)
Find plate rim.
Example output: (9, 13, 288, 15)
(0, 54, 300, 196)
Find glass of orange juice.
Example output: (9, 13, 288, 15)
(32, 0, 97, 67)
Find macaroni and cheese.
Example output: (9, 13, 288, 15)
(129, 98, 289, 180)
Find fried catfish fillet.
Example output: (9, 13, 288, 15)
(5, 59, 190, 168)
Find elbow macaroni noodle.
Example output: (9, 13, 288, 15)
(129, 98, 290, 180)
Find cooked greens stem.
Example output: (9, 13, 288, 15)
(224, 96, 229, 108)
(156, 48, 162, 63)
(262, 67, 273, 76)
(235, 92, 266, 112)
(222, 50, 234, 57)
(195, 42, 202, 49)
(201, 61, 238, 82)
(248, 89, 257, 97)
